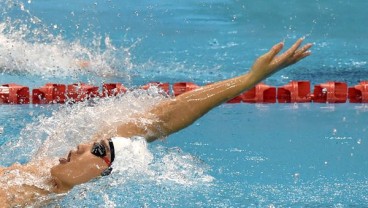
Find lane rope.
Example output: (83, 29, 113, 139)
(0, 81, 367, 104)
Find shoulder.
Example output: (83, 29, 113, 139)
(0, 172, 9, 206)
(0, 189, 9, 207)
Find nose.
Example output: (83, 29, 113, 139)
(77, 143, 90, 154)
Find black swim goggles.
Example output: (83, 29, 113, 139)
(90, 139, 115, 176)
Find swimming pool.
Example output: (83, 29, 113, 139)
(1, 0, 368, 207)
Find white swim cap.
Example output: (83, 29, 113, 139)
(110, 137, 131, 162)
(101, 137, 130, 176)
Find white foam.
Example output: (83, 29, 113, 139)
(0, 22, 135, 78)
(5, 87, 213, 189)
(107, 137, 214, 186)
(0, 0, 137, 79)
(24, 89, 167, 160)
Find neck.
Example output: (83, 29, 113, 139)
(52, 176, 73, 193)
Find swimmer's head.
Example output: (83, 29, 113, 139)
(50, 139, 114, 192)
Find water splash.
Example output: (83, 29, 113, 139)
(0, 0, 135, 79)
(0, 22, 136, 78)
(4, 89, 162, 162)
(58, 141, 214, 207)
(2, 86, 214, 206)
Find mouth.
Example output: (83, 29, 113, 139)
(59, 151, 72, 164)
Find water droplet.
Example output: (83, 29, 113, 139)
(293, 172, 300, 183)
(357, 139, 362, 144)
(232, 15, 237, 22)
(332, 128, 337, 135)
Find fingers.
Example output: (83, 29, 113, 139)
(296, 50, 312, 61)
(278, 38, 304, 61)
(253, 38, 312, 74)
(295, 43, 312, 56)
(265, 42, 284, 61)
(292, 43, 313, 63)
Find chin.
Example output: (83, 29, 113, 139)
(50, 164, 60, 176)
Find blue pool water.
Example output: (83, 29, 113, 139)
(1, 0, 368, 207)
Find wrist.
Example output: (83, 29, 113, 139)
(247, 69, 264, 85)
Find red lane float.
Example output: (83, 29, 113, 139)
(241, 83, 276, 103)
(102, 83, 127, 97)
(67, 83, 99, 102)
(313, 82, 348, 103)
(0, 84, 30, 104)
(2, 80, 368, 104)
(227, 83, 277, 103)
(32, 83, 66, 104)
(142, 82, 170, 95)
(348, 81, 368, 103)
(277, 81, 312, 103)
(227, 95, 243, 103)
(173, 82, 199, 96)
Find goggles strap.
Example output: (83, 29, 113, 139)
(108, 139, 115, 163)
(102, 156, 111, 166)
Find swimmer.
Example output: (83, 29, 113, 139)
(0, 38, 312, 207)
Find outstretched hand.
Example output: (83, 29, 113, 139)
(249, 38, 312, 81)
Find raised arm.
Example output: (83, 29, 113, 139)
(115, 38, 312, 142)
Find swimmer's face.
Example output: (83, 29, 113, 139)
(50, 139, 111, 192)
